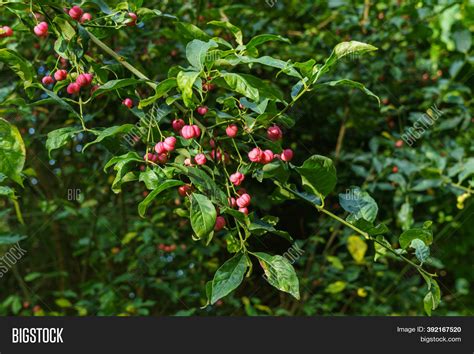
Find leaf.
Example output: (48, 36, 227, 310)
(190, 193, 217, 241)
(0, 234, 26, 245)
(138, 78, 177, 108)
(0, 49, 34, 89)
(33, 85, 80, 117)
(104, 152, 142, 193)
(423, 278, 441, 316)
(210, 253, 248, 304)
(138, 180, 184, 217)
(347, 235, 367, 263)
(320, 79, 380, 105)
(315, 41, 377, 82)
(399, 227, 433, 249)
(177, 71, 200, 108)
(249, 218, 292, 241)
(0, 118, 25, 186)
(185, 39, 218, 70)
(339, 187, 378, 223)
(208, 21, 243, 45)
(232, 55, 301, 78)
(325, 281, 347, 294)
(55, 298, 72, 308)
(83, 124, 134, 150)
(185, 167, 227, 204)
(53, 17, 76, 40)
(253, 252, 300, 299)
(221, 73, 259, 101)
(175, 22, 211, 41)
(246, 34, 290, 50)
(45, 127, 81, 158)
(410, 239, 430, 263)
(296, 155, 337, 199)
(374, 236, 391, 262)
(92, 79, 143, 98)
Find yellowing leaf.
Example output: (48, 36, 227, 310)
(325, 281, 346, 294)
(347, 235, 367, 263)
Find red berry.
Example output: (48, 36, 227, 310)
(236, 193, 251, 208)
(69, 6, 83, 20)
(80, 13, 92, 23)
(261, 149, 274, 164)
(214, 216, 226, 231)
(122, 98, 133, 108)
(66, 82, 80, 95)
(127, 12, 137, 26)
(267, 125, 283, 141)
(395, 140, 403, 148)
(239, 207, 248, 215)
(229, 172, 245, 186)
(41, 75, 54, 86)
(178, 185, 192, 197)
(1, 26, 13, 37)
(33, 22, 48, 37)
(154, 142, 166, 154)
(226, 124, 238, 138)
(196, 106, 208, 116)
(76, 73, 90, 87)
(280, 149, 293, 162)
(172, 119, 185, 132)
(195, 153, 207, 165)
(181, 125, 195, 139)
(157, 153, 168, 164)
(192, 125, 201, 138)
(248, 147, 263, 163)
(54, 69, 67, 81)
(392, 166, 399, 173)
(228, 197, 237, 208)
(163, 136, 177, 151)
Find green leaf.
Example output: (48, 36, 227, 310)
(177, 71, 200, 108)
(185, 39, 218, 70)
(0, 118, 25, 186)
(83, 124, 134, 150)
(232, 55, 301, 78)
(53, 17, 76, 40)
(138, 78, 177, 108)
(138, 180, 184, 217)
(246, 34, 290, 50)
(410, 239, 430, 263)
(423, 278, 441, 316)
(320, 79, 380, 105)
(296, 155, 337, 199)
(190, 193, 217, 241)
(253, 252, 300, 299)
(315, 41, 377, 82)
(339, 187, 378, 223)
(221, 73, 259, 101)
(208, 21, 243, 45)
(139, 169, 161, 190)
(185, 167, 227, 205)
(0, 49, 34, 89)
(374, 236, 391, 262)
(45, 127, 81, 158)
(33, 85, 80, 117)
(210, 253, 248, 304)
(104, 152, 142, 193)
(325, 280, 346, 294)
(249, 218, 293, 241)
(399, 227, 433, 249)
(176, 22, 211, 41)
(92, 79, 142, 98)
(0, 234, 26, 245)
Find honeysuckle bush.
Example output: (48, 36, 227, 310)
(0, 1, 471, 315)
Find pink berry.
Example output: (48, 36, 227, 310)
(54, 70, 67, 81)
(261, 149, 274, 164)
(69, 6, 83, 20)
(195, 153, 207, 165)
(181, 125, 195, 139)
(192, 125, 201, 138)
(395, 140, 403, 148)
(210, 149, 222, 161)
(41, 75, 54, 85)
(172, 119, 185, 132)
(280, 149, 293, 162)
(1, 26, 13, 37)
(226, 124, 238, 138)
(76, 74, 90, 87)
(196, 106, 208, 116)
(209, 139, 216, 148)
(157, 153, 168, 164)
(127, 12, 137, 26)
(267, 125, 283, 141)
(229, 172, 245, 186)
(34, 22, 48, 37)
(184, 158, 193, 166)
(178, 185, 192, 197)
(144, 152, 155, 162)
(66, 82, 80, 95)
(248, 147, 263, 163)
(228, 197, 237, 208)
(154, 142, 166, 154)
(163, 137, 177, 151)
(214, 216, 226, 231)
(239, 207, 248, 215)
(122, 98, 133, 108)
(236, 193, 251, 208)
(80, 13, 92, 23)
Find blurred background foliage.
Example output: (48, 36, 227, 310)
(0, 0, 472, 316)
